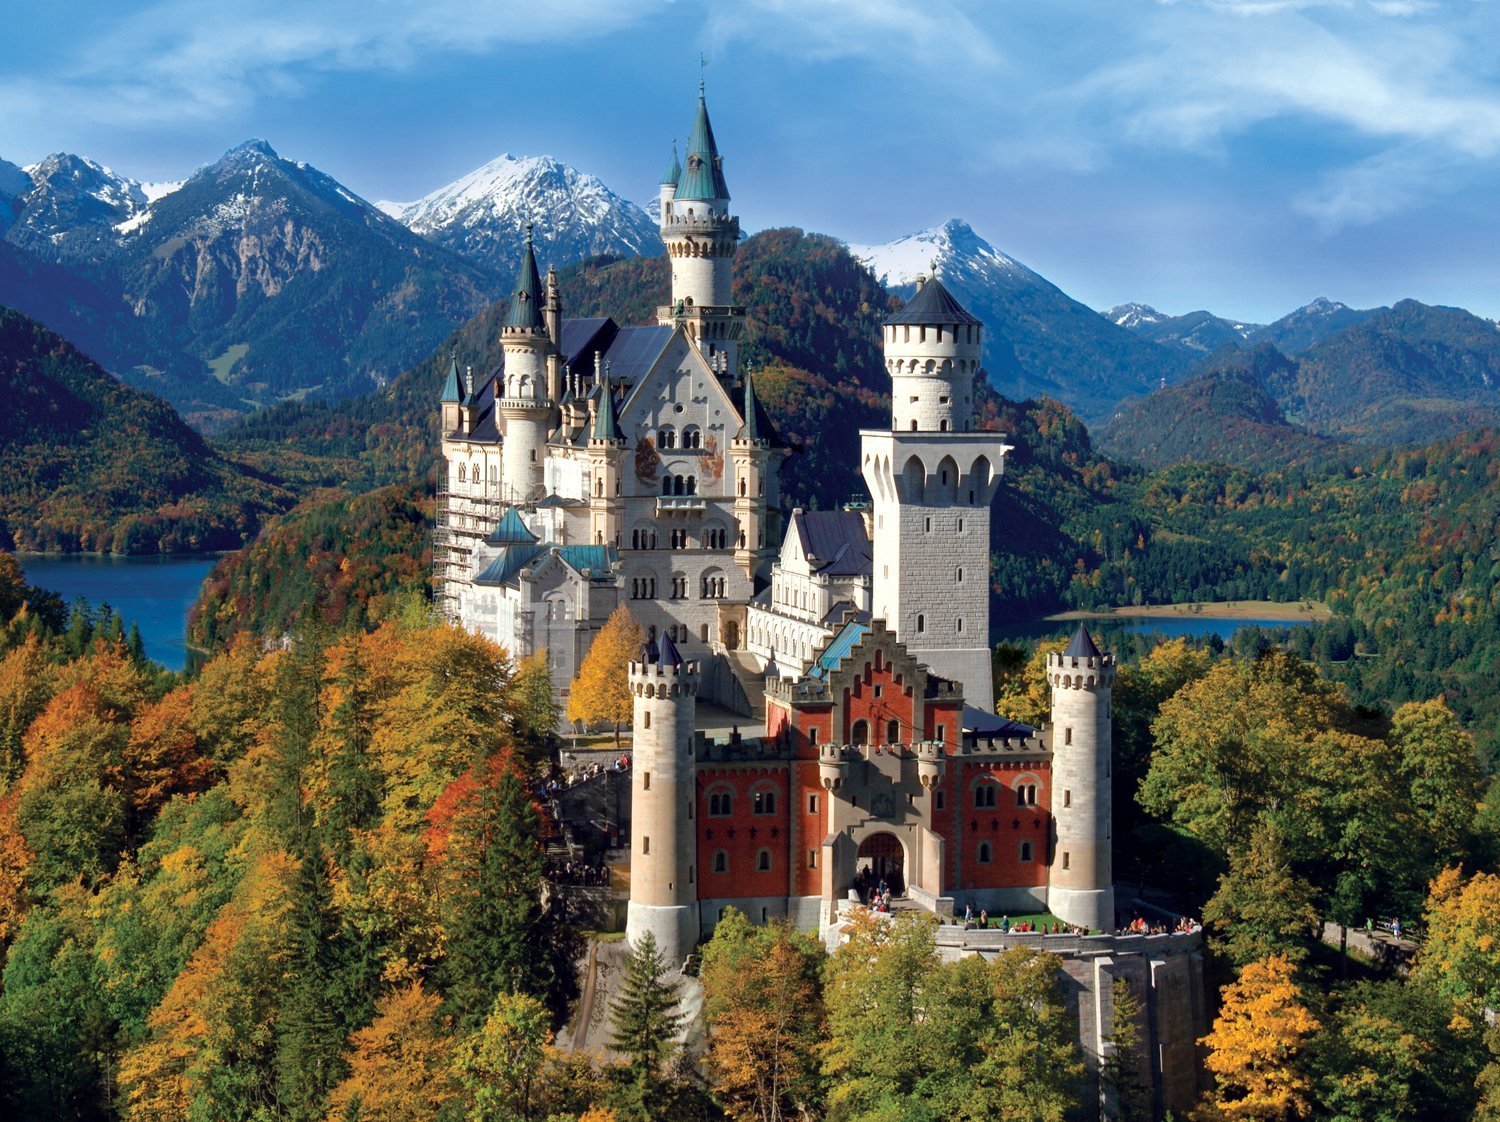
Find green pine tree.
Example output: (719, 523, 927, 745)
(607, 931, 685, 1086)
(1102, 976, 1151, 1122)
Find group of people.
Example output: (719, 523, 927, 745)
(958, 903, 1095, 936)
(544, 859, 610, 887)
(1116, 914, 1200, 936)
(853, 866, 904, 909)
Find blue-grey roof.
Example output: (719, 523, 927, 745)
(560, 317, 613, 366)
(885, 277, 981, 327)
(602, 325, 675, 385)
(593, 371, 620, 442)
(792, 510, 872, 577)
(439, 355, 464, 404)
(505, 231, 545, 331)
(734, 373, 786, 447)
(1064, 624, 1102, 659)
(677, 94, 730, 201)
(963, 705, 1035, 739)
(474, 543, 618, 586)
(810, 619, 871, 679)
(661, 142, 682, 187)
(486, 507, 538, 545)
(657, 630, 684, 667)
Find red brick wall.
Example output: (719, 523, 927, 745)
(696, 765, 792, 900)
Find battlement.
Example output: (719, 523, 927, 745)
(627, 659, 701, 697)
(1045, 649, 1116, 690)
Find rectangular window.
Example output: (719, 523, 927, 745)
(807, 793, 820, 814)
(1064, 790, 1071, 808)
(924, 517, 932, 533)
(808, 850, 817, 869)
(643, 836, 650, 855)
(643, 772, 650, 791)
(935, 724, 945, 743)
(935, 790, 945, 810)
(1065, 726, 1073, 746)
(1062, 851, 1070, 870)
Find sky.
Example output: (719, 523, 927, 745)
(3, 0, 1499, 324)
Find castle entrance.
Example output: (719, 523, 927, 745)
(725, 619, 740, 650)
(856, 832, 905, 897)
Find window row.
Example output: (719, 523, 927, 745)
(656, 425, 703, 450)
(710, 848, 776, 874)
(975, 840, 1034, 864)
(706, 788, 779, 816)
(974, 780, 1039, 808)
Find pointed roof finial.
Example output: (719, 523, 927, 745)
(505, 225, 544, 331)
(440, 351, 464, 403)
(699, 52, 708, 98)
(678, 73, 729, 201)
(525, 220, 534, 246)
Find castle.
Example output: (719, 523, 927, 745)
(434, 90, 1116, 960)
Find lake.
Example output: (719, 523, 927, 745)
(17, 554, 220, 671)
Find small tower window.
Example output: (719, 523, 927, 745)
(1063, 790, 1072, 808)
(956, 566, 964, 583)
(915, 614, 925, 634)
(643, 771, 651, 789)
(643, 837, 650, 855)
(1020, 841, 1033, 862)
(1063, 851, 1071, 870)
(643, 713, 651, 731)
(1065, 727, 1073, 746)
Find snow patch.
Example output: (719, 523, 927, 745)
(845, 218, 1033, 290)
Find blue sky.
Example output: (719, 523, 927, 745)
(3, 0, 1499, 323)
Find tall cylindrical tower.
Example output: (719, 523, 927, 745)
(884, 275, 982, 434)
(657, 89, 743, 378)
(499, 228, 552, 503)
(1047, 624, 1115, 933)
(625, 634, 701, 965)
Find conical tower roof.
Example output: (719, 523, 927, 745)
(884, 276, 981, 327)
(677, 92, 730, 201)
(660, 141, 682, 187)
(505, 225, 545, 331)
(592, 369, 619, 442)
(734, 373, 787, 447)
(1063, 623, 1102, 659)
(656, 630, 684, 668)
(439, 353, 464, 403)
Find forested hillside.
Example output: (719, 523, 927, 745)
(0, 309, 290, 553)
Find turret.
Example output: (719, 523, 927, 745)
(658, 141, 681, 225)
(544, 264, 563, 404)
(625, 634, 701, 965)
(657, 88, 743, 378)
(729, 372, 781, 580)
(883, 274, 982, 434)
(1046, 625, 1116, 933)
(586, 369, 625, 548)
(498, 225, 553, 503)
(439, 353, 463, 434)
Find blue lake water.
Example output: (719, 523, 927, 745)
(997, 615, 1315, 644)
(17, 554, 220, 671)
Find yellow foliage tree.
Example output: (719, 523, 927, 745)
(323, 981, 459, 1122)
(1414, 865, 1500, 1015)
(1197, 954, 1320, 1121)
(566, 605, 643, 746)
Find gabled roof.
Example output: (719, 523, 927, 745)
(439, 355, 464, 404)
(791, 509, 872, 577)
(474, 543, 618, 587)
(474, 544, 543, 586)
(884, 276, 981, 327)
(677, 93, 730, 201)
(504, 228, 545, 331)
(485, 507, 538, 545)
(1064, 624, 1102, 659)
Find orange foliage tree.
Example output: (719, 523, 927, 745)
(1197, 955, 1320, 1121)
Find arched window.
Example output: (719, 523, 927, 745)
(977, 841, 993, 864)
(713, 850, 728, 873)
(752, 787, 777, 815)
(1019, 841, 1033, 862)
(975, 781, 998, 809)
(1016, 782, 1038, 807)
(683, 425, 702, 449)
(686, 475, 698, 495)
(458, 463, 467, 482)
(661, 476, 672, 496)
(756, 849, 772, 872)
(915, 613, 926, 634)
(850, 719, 869, 746)
(657, 426, 676, 449)
(708, 789, 733, 817)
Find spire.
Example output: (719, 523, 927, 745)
(656, 630, 684, 668)
(1063, 624, 1102, 660)
(738, 372, 761, 441)
(592, 365, 619, 442)
(439, 353, 464, 403)
(660, 140, 682, 187)
(505, 223, 545, 331)
(677, 92, 730, 201)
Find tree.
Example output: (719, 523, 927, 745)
(1102, 976, 1151, 1122)
(1414, 865, 1500, 1015)
(511, 651, 561, 770)
(454, 990, 553, 1122)
(1388, 699, 1481, 865)
(1196, 955, 1319, 1122)
(608, 932, 685, 1089)
(700, 911, 825, 1122)
(961, 946, 1082, 1122)
(323, 982, 459, 1122)
(1203, 821, 1320, 967)
(567, 605, 643, 746)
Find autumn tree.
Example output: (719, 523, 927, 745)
(1203, 821, 1320, 967)
(1196, 955, 1319, 1122)
(323, 981, 459, 1122)
(567, 605, 643, 746)
(454, 990, 554, 1122)
(700, 910, 825, 1122)
(1413, 865, 1500, 1015)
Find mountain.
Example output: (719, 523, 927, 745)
(1096, 344, 1347, 469)
(1104, 302, 1260, 354)
(377, 153, 663, 281)
(0, 307, 289, 552)
(1266, 299, 1500, 444)
(4, 154, 153, 263)
(848, 219, 1191, 423)
(0, 159, 32, 234)
(1251, 296, 1380, 355)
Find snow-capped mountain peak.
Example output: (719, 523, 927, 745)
(1105, 302, 1168, 330)
(846, 218, 1037, 290)
(376, 153, 663, 276)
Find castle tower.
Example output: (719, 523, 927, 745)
(439, 353, 463, 434)
(498, 226, 553, 503)
(860, 277, 1011, 711)
(1047, 625, 1116, 933)
(657, 88, 743, 378)
(586, 370, 625, 548)
(729, 372, 776, 580)
(625, 633, 701, 964)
